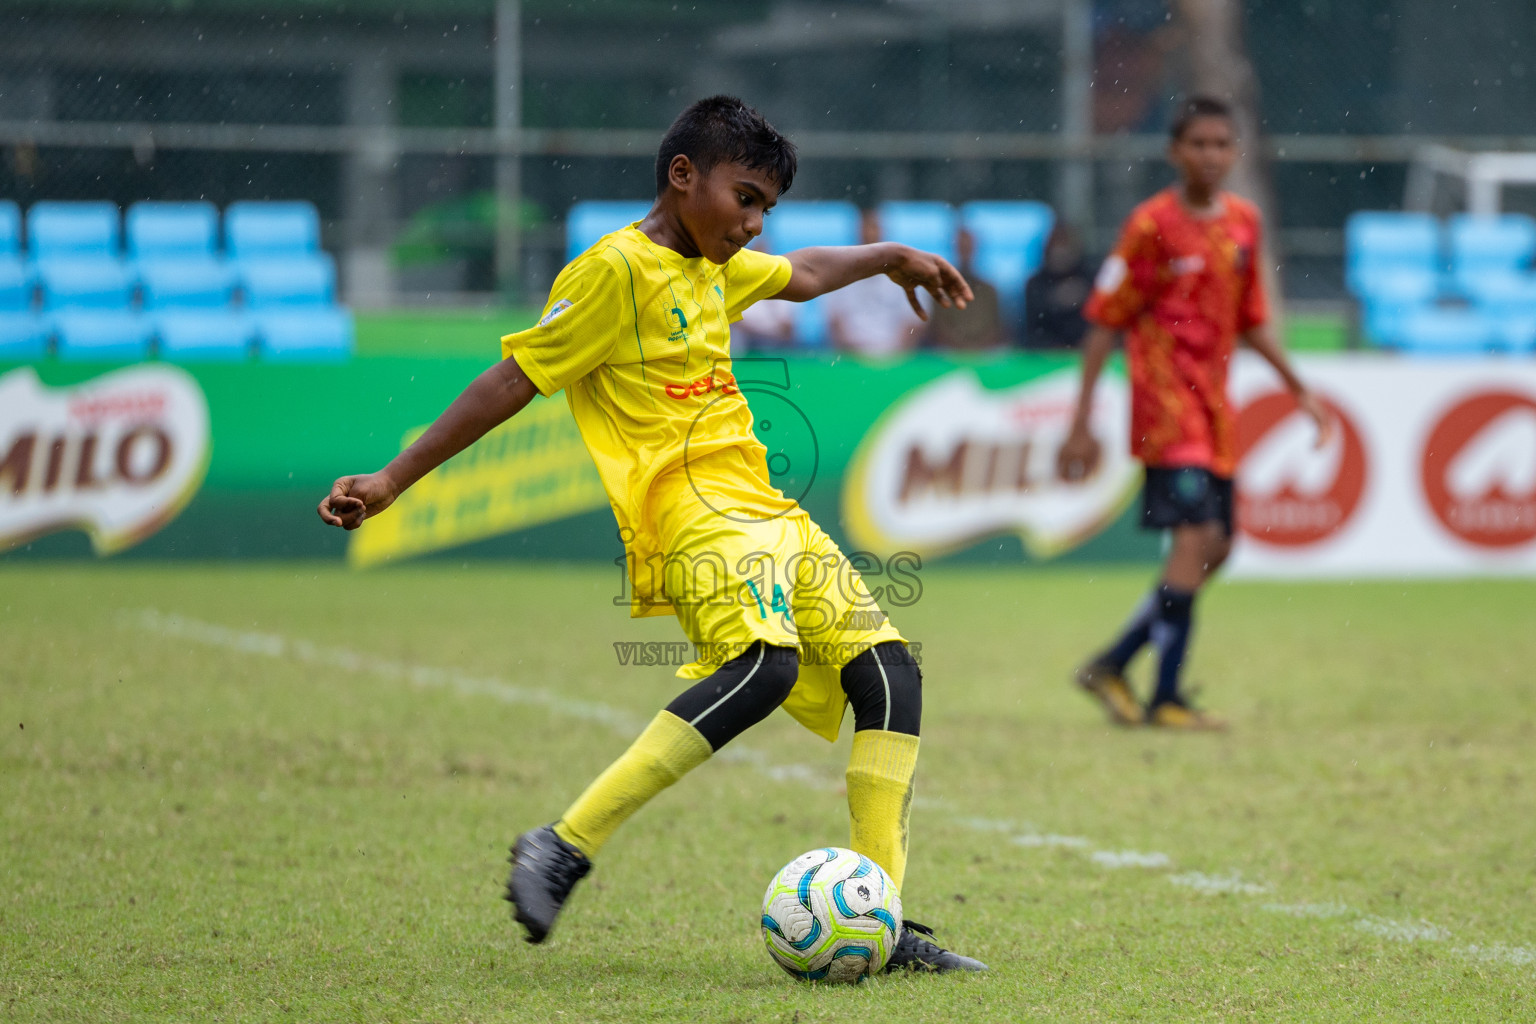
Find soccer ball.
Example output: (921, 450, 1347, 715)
(760, 847, 902, 983)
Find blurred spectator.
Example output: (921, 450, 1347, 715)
(1093, 1, 1179, 134)
(924, 227, 1004, 351)
(735, 296, 798, 350)
(1022, 224, 1093, 350)
(826, 208, 924, 357)
(735, 238, 799, 350)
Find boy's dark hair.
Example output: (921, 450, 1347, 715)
(654, 95, 797, 197)
(1170, 95, 1235, 141)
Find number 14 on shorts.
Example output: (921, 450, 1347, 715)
(746, 579, 795, 627)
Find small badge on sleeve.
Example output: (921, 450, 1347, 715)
(539, 299, 574, 326)
(1094, 255, 1128, 294)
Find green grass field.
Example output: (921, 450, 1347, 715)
(4, 564, 1534, 1022)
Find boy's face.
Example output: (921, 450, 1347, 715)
(670, 156, 781, 264)
(1169, 115, 1236, 193)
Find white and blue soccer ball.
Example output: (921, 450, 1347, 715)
(760, 847, 902, 983)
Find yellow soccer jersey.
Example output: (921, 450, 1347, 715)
(501, 223, 794, 616)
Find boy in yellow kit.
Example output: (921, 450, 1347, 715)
(318, 96, 984, 972)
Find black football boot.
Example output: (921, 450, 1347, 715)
(504, 824, 592, 944)
(885, 920, 989, 973)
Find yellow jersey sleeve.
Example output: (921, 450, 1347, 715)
(501, 256, 624, 396)
(721, 247, 793, 323)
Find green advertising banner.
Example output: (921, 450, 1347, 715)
(0, 354, 1157, 566)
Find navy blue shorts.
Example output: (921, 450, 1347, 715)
(1141, 466, 1234, 536)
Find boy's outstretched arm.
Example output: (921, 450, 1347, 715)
(317, 355, 539, 530)
(1242, 325, 1334, 448)
(777, 243, 972, 320)
(1057, 324, 1118, 482)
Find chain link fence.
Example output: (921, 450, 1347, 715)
(3, 0, 1535, 304)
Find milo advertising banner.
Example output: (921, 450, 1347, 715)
(1, 357, 524, 560)
(0, 365, 209, 554)
(3, 354, 1535, 576)
(841, 367, 1139, 560)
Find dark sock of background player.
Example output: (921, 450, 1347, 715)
(1096, 519, 1230, 707)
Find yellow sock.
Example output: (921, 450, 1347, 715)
(553, 711, 712, 859)
(845, 729, 920, 890)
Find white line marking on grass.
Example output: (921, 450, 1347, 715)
(1167, 871, 1270, 895)
(130, 608, 1535, 975)
(957, 817, 1019, 833)
(1258, 903, 1536, 965)
(1091, 850, 1173, 869)
(1354, 917, 1452, 943)
(130, 609, 842, 791)
(1456, 943, 1536, 968)
(1262, 902, 1352, 918)
(711, 745, 839, 790)
(1012, 833, 1092, 849)
(135, 609, 650, 732)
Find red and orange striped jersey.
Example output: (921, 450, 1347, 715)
(1084, 189, 1268, 477)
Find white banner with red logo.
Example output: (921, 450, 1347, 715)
(1228, 354, 1536, 577)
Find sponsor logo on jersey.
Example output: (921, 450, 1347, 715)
(842, 369, 1139, 558)
(667, 306, 689, 341)
(1236, 391, 1366, 547)
(1421, 390, 1536, 549)
(0, 365, 210, 554)
(1170, 254, 1206, 275)
(538, 298, 574, 326)
(664, 371, 738, 401)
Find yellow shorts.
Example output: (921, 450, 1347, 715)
(647, 452, 904, 743)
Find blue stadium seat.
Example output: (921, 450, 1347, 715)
(140, 258, 237, 310)
(1448, 214, 1536, 279)
(127, 201, 221, 260)
(1362, 304, 1432, 350)
(54, 311, 153, 360)
(1460, 271, 1536, 317)
(1352, 265, 1441, 302)
(1344, 211, 1440, 297)
(28, 201, 121, 260)
(0, 201, 21, 257)
(37, 258, 136, 310)
(764, 201, 860, 252)
(155, 311, 254, 361)
(239, 255, 337, 308)
(564, 201, 652, 261)
(758, 202, 861, 348)
(878, 201, 957, 263)
(0, 257, 35, 311)
(1356, 266, 1439, 347)
(0, 312, 50, 359)
(961, 200, 1055, 319)
(1494, 314, 1536, 355)
(1393, 306, 1498, 356)
(225, 201, 322, 258)
(256, 309, 354, 361)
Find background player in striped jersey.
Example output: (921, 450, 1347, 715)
(1057, 95, 1332, 730)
